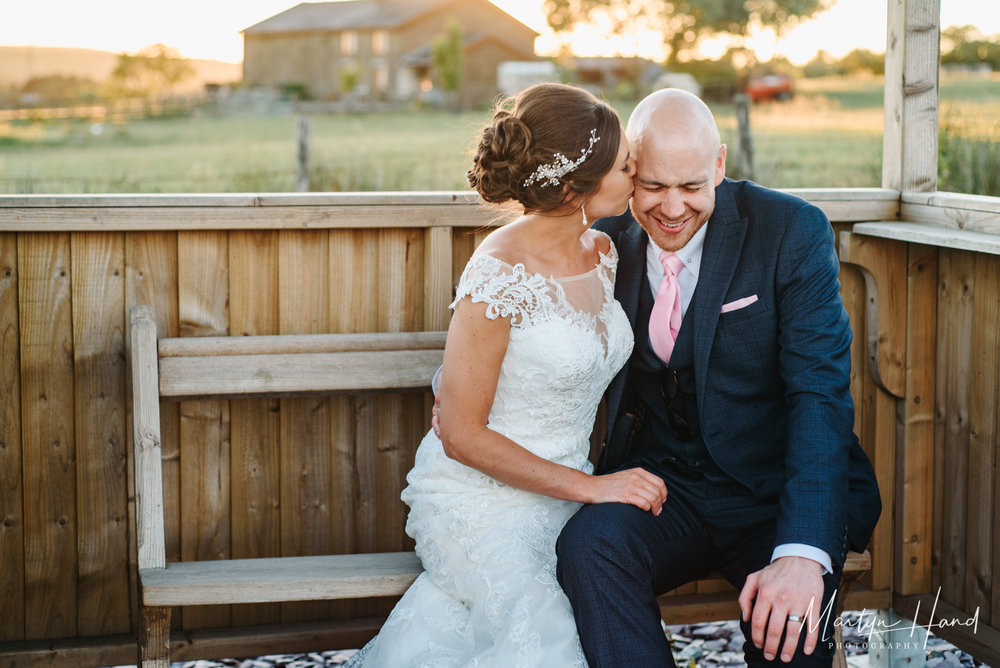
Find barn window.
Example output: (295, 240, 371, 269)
(372, 30, 389, 56)
(341, 31, 358, 56)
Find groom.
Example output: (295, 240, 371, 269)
(555, 89, 881, 666)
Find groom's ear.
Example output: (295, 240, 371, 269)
(715, 144, 727, 185)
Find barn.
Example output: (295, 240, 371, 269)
(242, 0, 539, 108)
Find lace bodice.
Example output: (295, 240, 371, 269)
(449, 241, 634, 466)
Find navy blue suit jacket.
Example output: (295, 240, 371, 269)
(595, 179, 880, 569)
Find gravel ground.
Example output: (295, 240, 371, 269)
(104, 611, 992, 667)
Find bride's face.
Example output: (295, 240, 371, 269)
(585, 132, 635, 220)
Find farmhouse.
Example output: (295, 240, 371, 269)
(242, 0, 539, 108)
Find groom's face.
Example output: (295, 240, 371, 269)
(630, 131, 726, 253)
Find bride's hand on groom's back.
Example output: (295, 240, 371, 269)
(589, 468, 667, 515)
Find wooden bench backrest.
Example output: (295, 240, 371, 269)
(127, 305, 445, 570)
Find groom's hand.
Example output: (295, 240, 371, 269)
(738, 556, 824, 663)
(431, 394, 442, 437)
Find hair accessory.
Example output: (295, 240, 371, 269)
(523, 129, 600, 188)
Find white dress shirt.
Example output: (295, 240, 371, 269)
(644, 227, 833, 575)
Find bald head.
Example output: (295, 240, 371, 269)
(626, 88, 721, 156)
(624, 88, 727, 253)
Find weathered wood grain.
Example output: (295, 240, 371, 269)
(897, 243, 937, 596)
(278, 229, 331, 623)
(18, 233, 77, 638)
(0, 233, 24, 641)
(70, 232, 130, 635)
(125, 232, 181, 632)
(935, 249, 975, 609)
(966, 253, 999, 624)
(228, 230, 281, 626)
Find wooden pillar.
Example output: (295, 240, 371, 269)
(882, 0, 941, 194)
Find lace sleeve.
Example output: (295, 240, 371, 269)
(450, 255, 547, 328)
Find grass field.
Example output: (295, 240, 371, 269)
(1, 74, 998, 195)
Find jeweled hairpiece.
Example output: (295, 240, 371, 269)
(523, 129, 601, 188)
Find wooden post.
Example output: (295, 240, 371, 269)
(295, 115, 312, 193)
(733, 93, 754, 182)
(882, 0, 940, 194)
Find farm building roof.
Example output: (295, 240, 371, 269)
(243, 0, 538, 35)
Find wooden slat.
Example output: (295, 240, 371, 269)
(278, 229, 332, 622)
(129, 306, 166, 572)
(0, 233, 24, 641)
(70, 232, 130, 635)
(966, 253, 999, 624)
(0, 205, 497, 232)
(376, 229, 422, 553)
(177, 230, 232, 630)
(881, 0, 904, 191)
(838, 232, 907, 397)
(158, 330, 446, 357)
(424, 227, 453, 331)
(851, 221, 1000, 256)
(158, 350, 444, 398)
(936, 249, 975, 609)
(888, 0, 940, 193)
(18, 233, 77, 639)
(125, 232, 181, 583)
(897, 243, 937, 595)
(140, 552, 422, 605)
(228, 230, 281, 627)
(0, 189, 900, 230)
(901, 191, 1000, 236)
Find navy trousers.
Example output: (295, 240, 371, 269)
(556, 477, 842, 667)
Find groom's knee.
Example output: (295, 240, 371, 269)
(558, 503, 644, 577)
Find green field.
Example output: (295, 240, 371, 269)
(2, 74, 998, 195)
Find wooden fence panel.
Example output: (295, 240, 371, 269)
(5, 191, 1000, 659)
(934, 249, 975, 610)
(228, 231, 282, 626)
(0, 233, 24, 641)
(177, 231, 232, 629)
(278, 229, 332, 623)
(966, 253, 1000, 625)
(70, 232, 130, 636)
(18, 233, 77, 639)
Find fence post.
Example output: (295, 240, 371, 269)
(733, 93, 754, 182)
(295, 115, 312, 192)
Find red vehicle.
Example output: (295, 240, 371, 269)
(745, 74, 794, 102)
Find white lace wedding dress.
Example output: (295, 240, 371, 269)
(346, 238, 633, 667)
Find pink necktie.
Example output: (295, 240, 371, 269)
(649, 250, 685, 364)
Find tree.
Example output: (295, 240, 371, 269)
(432, 20, 464, 109)
(107, 43, 194, 98)
(543, 0, 831, 66)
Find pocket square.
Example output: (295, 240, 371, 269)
(720, 295, 758, 313)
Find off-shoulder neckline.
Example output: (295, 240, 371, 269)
(470, 232, 616, 283)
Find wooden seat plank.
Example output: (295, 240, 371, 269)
(141, 552, 422, 606)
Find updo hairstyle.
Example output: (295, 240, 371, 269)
(467, 83, 622, 212)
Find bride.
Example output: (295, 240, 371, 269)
(346, 83, 667, 667)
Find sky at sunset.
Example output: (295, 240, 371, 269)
(2, 0, 999, 65)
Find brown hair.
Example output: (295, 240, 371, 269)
(467, 83, 622, 212)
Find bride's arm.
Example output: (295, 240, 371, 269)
(438, 297, 666, 514)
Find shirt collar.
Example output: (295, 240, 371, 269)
(645, 222, 708, 282)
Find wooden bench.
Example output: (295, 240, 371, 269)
(128, 305, 442, 667)
(129, 304, 872, 667)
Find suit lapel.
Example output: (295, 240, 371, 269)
(616, 220, 648, 331)
(693, 180, 748, 419)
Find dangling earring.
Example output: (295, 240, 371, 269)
(581, 204, 589, 227)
